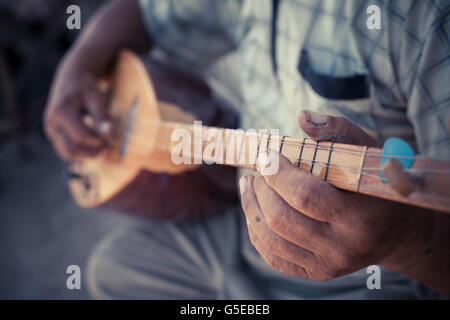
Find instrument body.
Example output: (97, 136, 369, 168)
(69, 51, 237, 218)
(69, 50, 450, 214)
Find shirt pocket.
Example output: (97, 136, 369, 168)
(293, 49, 381, 138)
(298, 49, 370, 101)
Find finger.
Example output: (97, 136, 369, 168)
(240, 174, 263, 223)
(298, 110, 381, 147)
(247, 224, 309, 278)
(82, 79, 112, 137)
(51, 127, 102, 161)
(253, 174, 331, 251)
(59, 108, 106, 150)
(240, 175, 318, 263)
(261, 150, 352, 223)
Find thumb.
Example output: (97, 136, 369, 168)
(298, 110, 381, 147)
(82, 78, 112, 138)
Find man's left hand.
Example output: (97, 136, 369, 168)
(239, 110, 436, 280)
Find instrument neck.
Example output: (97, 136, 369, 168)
(154, 121, 373, 193)
(146, 120, 450, 213)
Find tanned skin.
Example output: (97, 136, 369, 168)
(45, 0, 151, 160)
(44, 0, 450, 295)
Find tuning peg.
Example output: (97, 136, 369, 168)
(382, 158, 423, 197)
(379, 137, 424, 197)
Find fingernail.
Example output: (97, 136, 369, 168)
(257, 152, 269, 172)
(99, 120, 112, 134)
(239, 175, 247, 195)
(260, 149, 279, 176)
(305, 111, 328, 126)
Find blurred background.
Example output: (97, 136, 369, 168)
(0, 0, 133, 299)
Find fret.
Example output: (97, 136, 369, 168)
(224, 129, 233, 165)
(324, 141, 334, 181)
(310, 141, 319, 174)
(297, 138, 306, 168)
(236, 131, 246, 165)
(356, 146, 368, 191)
(253, 134, 264, 170)
(279, 135, 286, 153)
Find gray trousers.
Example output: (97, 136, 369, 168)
(86, 205, 442, 300)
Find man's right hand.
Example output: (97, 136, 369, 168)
(44, 66, 112, 161)
(44, 0, 151, 162)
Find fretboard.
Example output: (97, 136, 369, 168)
(149, 121, 450, 213)
(155, 122, 369, 192)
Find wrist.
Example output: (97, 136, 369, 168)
(381, 208, 437, 274)
(61, 44, 114, 78)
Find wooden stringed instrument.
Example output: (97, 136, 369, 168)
(68, 50, 450, 214)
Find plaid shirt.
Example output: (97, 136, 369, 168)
(138, 0, 450, 160)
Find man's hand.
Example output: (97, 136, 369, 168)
(44, 0, 150, 161)
(240, 110, 437, 282)
(44, 69, 112, 161)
